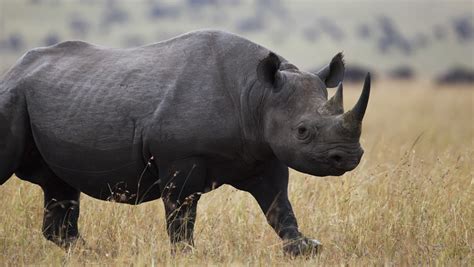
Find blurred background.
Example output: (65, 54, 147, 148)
(0, 0, 473, 84)
(0, 1, 472, 265)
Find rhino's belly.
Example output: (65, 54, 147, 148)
(44, 148, 161, 203)
(47, 155, 155, 202)
(31, 124, 161, 203)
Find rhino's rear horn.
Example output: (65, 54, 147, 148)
(322, 82, 344, 115)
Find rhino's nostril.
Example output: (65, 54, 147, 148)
(329, 151, 344, 164)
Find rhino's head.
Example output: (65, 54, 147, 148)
(259, 52, 370, 176)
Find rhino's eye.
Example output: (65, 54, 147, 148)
(296, 125, 311, 141)
(298, 126, 307, 135)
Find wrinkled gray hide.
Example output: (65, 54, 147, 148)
(0, 30, 370, 255)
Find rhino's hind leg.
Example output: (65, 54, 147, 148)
(17, 158, 82, 248)
(14, 145, 82, 248)
(41, 171, 81, 248)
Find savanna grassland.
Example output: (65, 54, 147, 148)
(0, 81, 472, 266)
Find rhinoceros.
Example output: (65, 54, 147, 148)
(0, 30, 370, 256)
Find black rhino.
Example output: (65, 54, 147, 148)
(0, 30, 370, 256)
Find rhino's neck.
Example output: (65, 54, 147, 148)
(209, 32, 276, 162)
(237, 75, 274, 162)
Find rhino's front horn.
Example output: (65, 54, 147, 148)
(348, 73, 371, 122)
(342, 73, 370, 131)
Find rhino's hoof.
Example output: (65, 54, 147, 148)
(49, 235, 85, 250)
(283, 237, 322, 257)
(171, 241, 195, 255)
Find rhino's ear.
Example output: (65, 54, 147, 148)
(317, 52, 345, 88)
(258, 52, 282, 89)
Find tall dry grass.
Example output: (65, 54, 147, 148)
(0, 81, 472, 266)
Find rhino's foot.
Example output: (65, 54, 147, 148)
(42, 208, 82, 250)
(283, 237, 322, 257)
(45, 233, 85, 250)
(171, 241, 195, 255)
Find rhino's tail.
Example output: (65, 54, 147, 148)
(0, 114, 17, 185)
(0, 68, 32, 185)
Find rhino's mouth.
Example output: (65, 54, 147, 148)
(303, 147, 362, 176)
(326, 168, 347, 176)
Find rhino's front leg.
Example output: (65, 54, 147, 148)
(159, 157, 206, 253)
(233, 160, 321, 257)
(163, 196, 199, 252)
